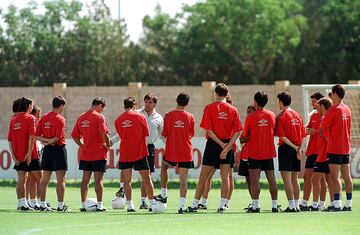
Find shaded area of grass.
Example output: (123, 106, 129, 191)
(1, 178, 360, 190)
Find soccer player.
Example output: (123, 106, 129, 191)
(242, 91, 279, 213)
(188, 83, 242, 213)
(8, 97, 42, 211)
(37, 96, 69, 212)
(310, 97, 333, 211)
(155, 92, 195, 213)
(114, 97, 155, 212)
(322, 84, 352, 211)
(72, 98, 111, 212)
(299, 92, 328, 211)
(275, 91, 306, 212)
(197, 95, 238, 210)
(238, 105, 256, 209)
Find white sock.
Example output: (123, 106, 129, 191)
(29, 199, 37, 207)
(18, 198, 25, 207)
(300, 199, 308, 207)
(161, 188, 167, 198)
(127, 200, 134, 209)
(81, 202, 85, 209)
(200, 197, 208, 205)
(252, 199, 260, 209)
(97, 201, 103, 209)
(219, 198, 226, 209)
(226, 199, 231, 208)
(191, 199, 199, 208)
(330, 201, 334, 206)
(294, 200, 299, 209)
(179, 197, 186, 210)
(288, 200, 294, 209)
(27, 199, 31, 206)
(272, 200, 278, 209)
(40, 201, 47, 208)
(141, 197, 146, 203)
(319, 201, 325, 210)
(346, 200, 352, 208)
(333, 200, 342, 208)
(58, 201, 64, 209)
(312, 201, 319, 208)
(149, 199, 155, 206)
(120, 182, 124, 188)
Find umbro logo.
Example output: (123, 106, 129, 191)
(291, 119, 300, 125)
(81, 120, 90, 128)
(342, 114, 349, 120)
(258, 119, 269, 126)
(174, 120, 184, 128)
(218, 112, 228, 120)
(122, 120, 132, 128)
(14, 122, 21, 130)
(44, 122, 51, 128)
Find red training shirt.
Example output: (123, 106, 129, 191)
(242, 109, 276, 160)
(316, 118, 329, 163)
(114, 110, 149, 162)
(200, 101, 242, 140)
(305, 111, 321, 156)
(162, 110, 195, 162)
(71, 110, 109, 161)
(275, 108, 306, 146)
(36, 111, 66, 145)
(321, 103, 351, 155)
(8, 113, 39, 162)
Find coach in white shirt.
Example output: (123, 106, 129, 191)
(137, 94, 164, 210)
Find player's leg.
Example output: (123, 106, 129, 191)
(281, 171, 295, 211)
(248, 168, 261, 212)
(17, 170, 29, 210)
(310, 172, 323, 211)
(140, 147, 155, 208)
(225, 171, 234, 208)
(94, 171, 105, 211)
(324, 173, 334, 210)
(265, 170, 279, 212)
(138, 169, 155, 211)
(178, 167, 189, 213)
(198, 168, 216, 209)
(291, 171, 300, 211)
(328, 163, 341, 211)
(300, 155, 316, 210)
(218, 164, 230, 212)
(39, 170, 52, 210)
(319, 177, 327, 210)
(55, 170, 68, 211)
(340, 161, 353, 211)
(29, 170, 42, 210)
(27, 173, 37, 208)
(155, 159, 170, 203)
(121, 168, 135, 212)
(80, 171, 92, 211)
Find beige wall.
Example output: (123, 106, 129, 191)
(0, 83, 307, 138)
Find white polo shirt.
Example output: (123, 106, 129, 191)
(137, 108, 163, 145)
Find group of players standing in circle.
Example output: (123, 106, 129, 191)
(8, 83, 352, 213)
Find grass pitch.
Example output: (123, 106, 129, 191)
(0, 181, 359, 235)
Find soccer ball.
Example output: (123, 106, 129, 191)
(111, 197, 125, 209)
(85, 198, 98, 211)
(152, 202, 167, 213)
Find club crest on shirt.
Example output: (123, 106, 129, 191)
(342, 113, 349, 121)
(14, 122, 21, 130)
(122, 120, 132, 128)
(174, 120, 184, 128)
(258, 119, 269, 127)
(44, 122, 51, 129)
(218, 112, 228, 120)
(81, 120, 90, 128)
(291, 119, 300, 126)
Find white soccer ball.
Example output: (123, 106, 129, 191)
(111, 197, 125, 209)
(85, 198, 98, 211)
(152, 202, 167, 213)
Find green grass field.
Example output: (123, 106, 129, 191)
(0, 180, 359, 235)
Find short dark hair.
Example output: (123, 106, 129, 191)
(318, 97, 332, 110)
(31, 105, 41, 116)
(144, 93, 158, 104)
(52, 96, 67, 108)
(92, 97, 106, 107)
(215, 83, 228, 97)
(176, 93, 190, 107)
(277, 91, 291, 106)
(124, 97, 136, 109)
(254, 91, 268, 107)
(18, 97, 33, 112)
(332, 84, 345, 99)
(310, 92, 325, 101)
(12, 98, 21, 113)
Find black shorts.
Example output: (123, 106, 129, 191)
(314, 161, 330, 173)
(238, 159, 249, 176)
(147, 144, 155, 173)
(305, 154, 317, 169)
(41, 145, 68, 171)
(79, 160, 107, 172)
(248, 158, 275, 171)
(328, 154, 350, 165)
(163, 155, 194, 169)
(14, 159, 41, 172)
(119, 157, 149, 171)
(278, 144, 301, 172)
(202, 138, 234, 168)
